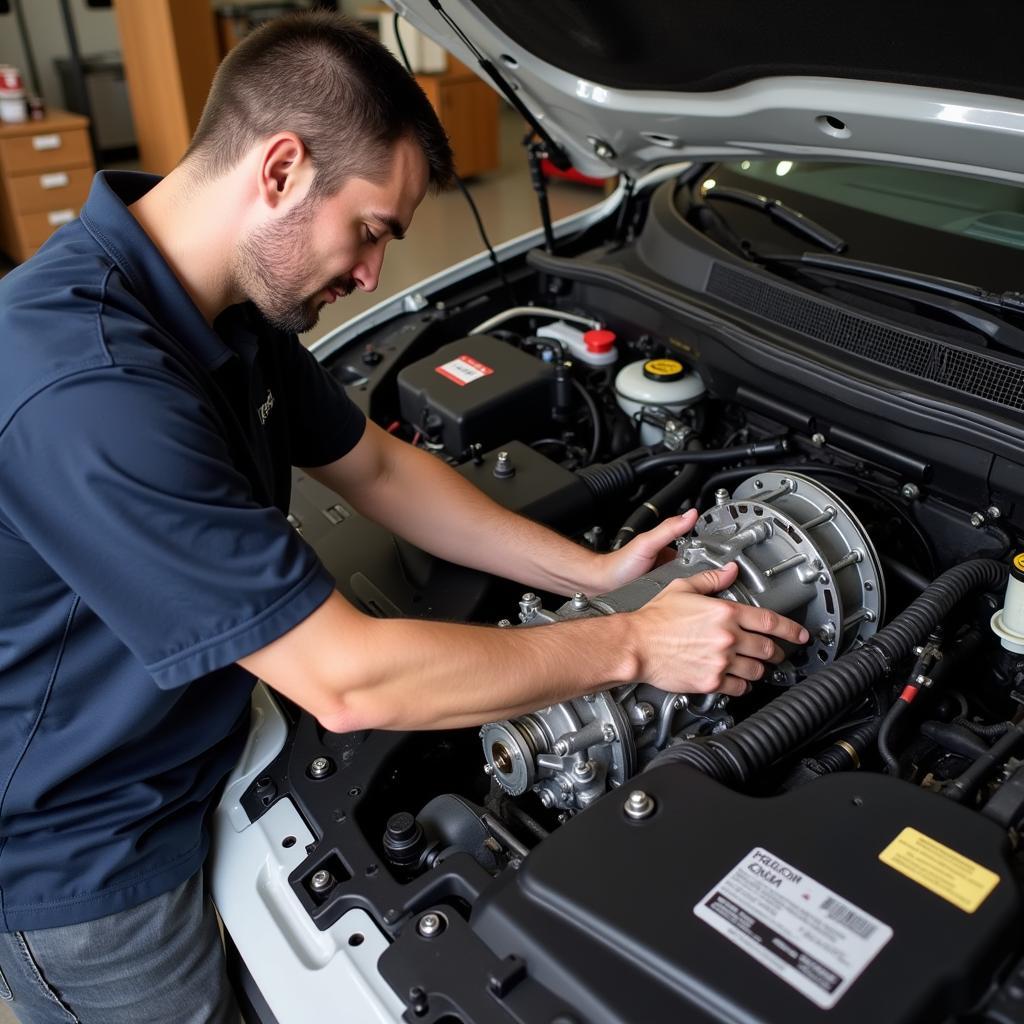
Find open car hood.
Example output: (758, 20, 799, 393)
(391, 0, 1024, 183)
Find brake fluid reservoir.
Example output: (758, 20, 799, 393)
(992, 553, 1024, 653)
(615, 358, 705, 445)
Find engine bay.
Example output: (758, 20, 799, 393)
(225, 170, 1024, 1024)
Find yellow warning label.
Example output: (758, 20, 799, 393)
(644, 359, 684, 377)
(878, 827, 1000, 913)
(1014, 552, 1024, 572)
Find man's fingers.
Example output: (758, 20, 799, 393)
(728, 655, 768, 682)
(677, 561, 739, 596)
(735, 631, 786, 664)
(734, 603, 809, 644)
(718, 674, 751, 698)
(631, 509, 699, 556)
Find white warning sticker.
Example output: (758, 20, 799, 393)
(435, 354, 494, 386)
(694, 848, 892, 1010)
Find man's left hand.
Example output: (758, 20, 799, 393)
(591, 508, 700, 594)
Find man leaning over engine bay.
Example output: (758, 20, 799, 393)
(0, 12, 808, 1024)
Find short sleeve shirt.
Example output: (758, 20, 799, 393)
(0, 171, 365, 930)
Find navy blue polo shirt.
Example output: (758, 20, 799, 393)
(0, 171, 365, 930)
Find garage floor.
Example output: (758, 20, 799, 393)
(0, 108, 603, 1024)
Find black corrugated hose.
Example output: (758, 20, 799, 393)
(647, 559, 1008, 785)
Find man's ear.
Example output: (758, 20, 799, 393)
(257, 132, 313, 210)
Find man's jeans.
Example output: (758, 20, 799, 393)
(0, 871, 240, 1023)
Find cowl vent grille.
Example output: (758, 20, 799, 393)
(707, 263, 1024, 413)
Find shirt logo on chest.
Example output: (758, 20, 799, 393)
(257, 389, 275, 426)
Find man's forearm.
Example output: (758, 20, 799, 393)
(321, 434, 604, 596)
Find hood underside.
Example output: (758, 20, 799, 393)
(391, 0, 1024, 183)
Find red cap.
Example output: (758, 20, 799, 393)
(584, 329, 616, 354)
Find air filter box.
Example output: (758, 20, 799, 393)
(397, 337, 556, 455)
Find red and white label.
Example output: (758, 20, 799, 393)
(435, 354, 494, 387)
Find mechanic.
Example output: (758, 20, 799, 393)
(0, 12, 808, 1024)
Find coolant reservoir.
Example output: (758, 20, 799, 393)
(992, 553, 1024, 653)
(615, 358, 705, 445)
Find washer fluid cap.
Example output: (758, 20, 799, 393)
(643, 358, 685, 382)
(584, 329, 617, 354)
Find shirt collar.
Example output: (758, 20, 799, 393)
(79, 170, 234, 370)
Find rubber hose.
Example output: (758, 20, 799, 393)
(954, 717, 1012, 739)
(648, 559, 1007, 785)
(813, 718, 883, 773)
(877, 699, 911, 775)
(632, 439, 789, 476)
(612, 440, 704, 550)
(943, 721, 1024, 803)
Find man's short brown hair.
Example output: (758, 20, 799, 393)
(184, 11, 454, 196)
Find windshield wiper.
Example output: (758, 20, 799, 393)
(702, 186, 846, 254)
(756, 251, 1024, 355)
(757, 251, 1024, 315)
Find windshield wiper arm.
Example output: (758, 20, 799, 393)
(702, 186, 847, 253)
(757, 251, 1024, 354)
(761, 251, 1024, 316)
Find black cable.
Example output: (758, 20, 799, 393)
(392, 13, 517, 305)
(571, 379, 602, 465)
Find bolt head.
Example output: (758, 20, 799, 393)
(811, 432, 826, 447)
(987, 505, 1003, 520)
(901, 483, 920, 500)
(497, 618, 512, 628)
(624, 790, 655, 820)
(310, 869, 333, 893)
(308, 756, 333, 779)
(602, 723, 617, 741)
(417, 912, 444, 938)
(970, 512, 986, 528)
(483, 763, 495, 776)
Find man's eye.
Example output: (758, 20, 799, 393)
(364, 227, 378, 244)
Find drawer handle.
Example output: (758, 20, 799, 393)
(32, 134, 62, 151)
(47, 208, 75, 226)
(40, 172, 69, 190)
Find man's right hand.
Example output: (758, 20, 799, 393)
(628, 561, 809, 697)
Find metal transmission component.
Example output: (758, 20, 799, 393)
(481, 471, 884, 812)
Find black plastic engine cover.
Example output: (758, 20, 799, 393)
(397, 336, 557, 454)
(469, 769, 1022, 1024)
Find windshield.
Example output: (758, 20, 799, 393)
(696, 161, 1024, 294)
(732, 160, 1024, 252)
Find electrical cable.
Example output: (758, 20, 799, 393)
(571, 379, 602, 466)
(392, 13, 517, 305)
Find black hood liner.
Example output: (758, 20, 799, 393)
(467, 0, 1024, 101)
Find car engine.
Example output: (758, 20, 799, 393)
(222, 170, 1024, 1024)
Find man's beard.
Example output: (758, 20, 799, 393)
(234, 203, 353, 334)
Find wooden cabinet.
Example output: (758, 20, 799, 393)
(416, 58, 500, 179)
(0, 110, 95, 264)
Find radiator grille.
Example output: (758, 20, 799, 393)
(707, 263, 1024, 413)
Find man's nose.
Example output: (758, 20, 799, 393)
(353, 247, 386, 293)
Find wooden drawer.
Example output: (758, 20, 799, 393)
(0, 129, 92, 175)
(10, 205, 82, 253)
(6, 167, 93, 215)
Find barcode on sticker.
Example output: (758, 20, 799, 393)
(435, 354, 494, 386)
(821, 896, 877, 939)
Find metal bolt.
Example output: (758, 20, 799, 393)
(987, 505, 1003, 520)
(573, 759, 596, 781)
(538, 789, 556, 808)
(714, 488, 731, 506)
(624, 790, 655, 820)
(811, 432, 826, 447)
(553, 738, 570, 756)
(497, 619, 512, 628)
(483, 763, 495, 776)
(571, 593, 590, 611)
(818, 623, 836, 647)
(633, 702, 655, 725)
(970, 511, 986, 528)
(915, 675, 934, 689)
(308, 756, 333, 779)
(901, 483, 920, 501)
(715, 694, 730, 709)
(494, 450, 515, 479)
(772, 669, 788, 684)
(602, 723, 617, 742)
(673, 696, 688, 710)
(417, 912, 445, 938)
(310, 869, 334, 894)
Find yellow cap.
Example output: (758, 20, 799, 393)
(643, 358, 685, 382)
